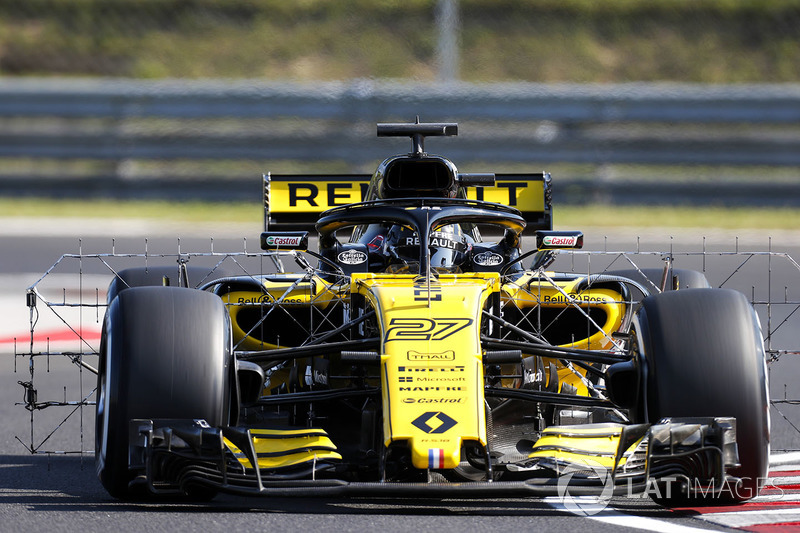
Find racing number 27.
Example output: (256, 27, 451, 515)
(384, 318, 473, 343)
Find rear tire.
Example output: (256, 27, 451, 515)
(633, 288, 770, 505)
(96, 286, 232, 499)
(609, 267, 709, 298)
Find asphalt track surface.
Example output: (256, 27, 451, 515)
(2, 218, 800, 532)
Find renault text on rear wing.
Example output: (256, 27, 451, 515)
(264, 173, 552, 232)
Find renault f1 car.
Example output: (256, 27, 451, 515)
(26, 121, 772, 505)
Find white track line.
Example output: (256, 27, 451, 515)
(770, 452, 800, 467)
(589, 514, 728, 533)
(543, 497, 716, 532)
(751, 493, 800, 503)
(768, 475, 800, 485)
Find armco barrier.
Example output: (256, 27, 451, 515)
(1, 79, 799, 204)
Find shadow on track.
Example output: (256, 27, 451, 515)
(0, 454, 680, 521)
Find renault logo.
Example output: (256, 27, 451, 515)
(411, 412, 458, 434)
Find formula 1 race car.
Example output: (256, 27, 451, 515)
(22, 121, 771, 505)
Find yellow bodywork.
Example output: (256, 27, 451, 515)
(502, 273, 624, 351)
(352, 272, 500, 470)
(223, 428, 342, 470)
(503, 274, 625, 395)
(221, 275, 342, 351)
(528, 424, 643, 469)
(223, 270, 629, 473)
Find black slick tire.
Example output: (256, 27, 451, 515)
(633, 288, 770, 505)
(609, 267, 709, 297)
(95, 286, 232, 499)
(106, 265, 232, 304)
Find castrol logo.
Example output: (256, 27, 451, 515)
(543, 235, 577, 247)
(266, 236, 303, 246)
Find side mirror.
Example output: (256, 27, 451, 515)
(260, 231, 309, 251)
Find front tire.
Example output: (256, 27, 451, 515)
(96, 286, 232, 499)
(633, 288, 770, 505)
(106, 265, 232, 304)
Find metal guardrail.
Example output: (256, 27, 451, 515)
(1, 79, 800, 203)
(3, 79, 800, 122)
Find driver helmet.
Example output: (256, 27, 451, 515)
(384, 223, 470, 273)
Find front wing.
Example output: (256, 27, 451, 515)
(132, 417, 738, 498)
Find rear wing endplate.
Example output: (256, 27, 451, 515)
(264, 173, 552, 233)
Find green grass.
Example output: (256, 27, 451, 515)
(3, 197, 799, 231)
(2, 0, 800, 82)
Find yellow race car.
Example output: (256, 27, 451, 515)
(93, 121, 769, 505)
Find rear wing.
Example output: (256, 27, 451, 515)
(263, 173, 552, 233)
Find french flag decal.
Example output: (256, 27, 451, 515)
(428, 448, 444, 469)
